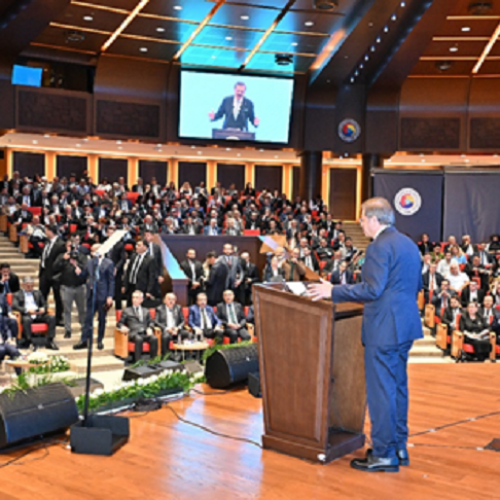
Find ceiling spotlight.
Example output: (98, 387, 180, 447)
(33, 140, 38, 144)
(468, 2, 493, 16)
(65, 30, 85, 43)
(291, 42, 298, 47)
(359, 63, 364, 69)
(384, 26, 389, 33)
(83, 15, 93, 22)
(354, 70, 359, 76)
(376, 37, 381, 43)
(304, 21, 314, 27)
(391, 14, 397, 21)
(240, 15, 249, 20)
(237, 153, 241, 157)
(275, 53, 293, 65)
(274, 155, 279, 159)
(400, 1, 406, 6)
(139, 47, 148, 52)
(173, 5, 182, 10)
(76, 143, 82, 147)
(461, 26, 471, 32)
(156, 27, 165, 33)
(436, 60, 453, 72)
(191, 145, 196, 149)
(364, 54, 369, 61)
(226, 148, 231, 151)
(313, 0, 339, 9)
(116, 140, 122, 144)
(118, 146, 123, 150)
(44, 134, 50, 138)
(225, 36, 233, 41)
(197, 151, 202, 155)
(370, 45, 375, 52)
(449, 46, 458, 52)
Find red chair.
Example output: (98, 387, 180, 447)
(124, 243, 135, 252)
(244, 229, 261, 236)
(126, 192, 140, 204)
(95, 189, 105, 197)
(27, 207, 42, 216)
(69, 223, 78, 234)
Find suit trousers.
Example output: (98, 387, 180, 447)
(82, 292, 107, 343)
(21, 314, 56, 342)
(224, 327, 251, 344)
(129, 331, 158, 362)
(61, 285, 86, 335)
(364, 340, 413, 458)
(161, 329, 191, 355)
(40, 274, 63, 323)
(202, 328, 223, 342)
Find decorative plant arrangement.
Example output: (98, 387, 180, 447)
(27, 353, 70, 374)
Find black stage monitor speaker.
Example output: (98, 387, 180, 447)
(248, 371, 261, 398)
(0, 382, 79, 449)
(205, 344, 259, 389)
(122, 361, 184, 381)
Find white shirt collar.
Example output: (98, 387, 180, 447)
(373, 225, 389, 241)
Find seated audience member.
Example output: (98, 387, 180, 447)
(225, 218, 242, 236)
(25, 216, 46, 258)
(437, 251, 453, 277)
(246, 305, 255, 325)
(12, 276, 58, 350)
(0, 291, 19, 347)
(216, 290, 251, 344)
(330, 260, 354, 285)
(431, 279, 457, 317)
(204, 218, 221, 236)
(117, 290, 158, 362)
(263, 255, 285, 283)
(441, 295, 463, 331)
(182, 215, 201, 235)
(475, 243, 494, 269)
(480, 295, 499, 329)
(459, 302, 492, 361)
(443, 235, 457, 253)
(446, 262, 469, 294)
(0, 264, 20, 294)
(322, 250, 343, 276)
(343, 237, 358, 261)
(461, 280, 485, 307)
(316, 238, 335, 261)
(486, 234, 500, 254)
(421, 253, 432, 275)
(301, 246, 320, 273)
(450, 245, 467, 265)
(418, 233, 435, 256)
(155, 293, 191, 355)
(180, 249, 205, 306)
(188, 293, 223, 342)
(465, 254, 491, 291)
(282, 248, 306, 281)
(461, 235, 477, 257)
(422, 262, 443, 302)
(491, 280, 500, 306)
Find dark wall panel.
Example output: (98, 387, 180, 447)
(329, 168, 357, 221)
(57, 155, 87, 180)
(96, 100, 160, 139)
(13, 151, 45, 179)
(255, 165, 283, 192)
(178, 162, 206, 189)
(139, 160, 167, 186)
(98, 158, 128, 184)
(470, 118, 500, 150)
(400, 118, 460, 150)
(17, 89, 88, 133)
(217, 163, 245, 190)
(292, 166, 300, 200)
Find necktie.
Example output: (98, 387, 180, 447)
(42, 240, 53, 268)
(201, 308, 208, 332)
(3, 281, 9, 294)
(95, 258, 100, 280)
(229, 304, 237, 324)
(289, 262, 295, 281)
(443, 296, 447, 309)
(135, 307, 142, 323)
(130, 254, 143, 284)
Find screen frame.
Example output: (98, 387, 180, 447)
(12, 65, 43, 88)
(176, 67, 297, 148)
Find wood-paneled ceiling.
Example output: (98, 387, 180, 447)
(411, 0, 500, 76)
(30, 0, 365, 75)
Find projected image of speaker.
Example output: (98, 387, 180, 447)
(205, 344, 259, 389)
(0, 382, 79, 449)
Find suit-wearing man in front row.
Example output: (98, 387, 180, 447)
(0, 293, 21, 370)
(309, 197, 422, 473)
(117, 290, 158, 362)
(154, 293, 191, 355)
(74, 244, 115, 351)
(188, 293, 223, 342)
(441, 295, 462, 332)
(216, 290, 251, 344)
(12, 276, 58, 350)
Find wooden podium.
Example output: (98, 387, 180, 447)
(253, 283, 366, 464)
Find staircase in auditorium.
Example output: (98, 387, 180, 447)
(342, 222, 370, 251)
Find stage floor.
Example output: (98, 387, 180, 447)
(2, 363, 500, 500)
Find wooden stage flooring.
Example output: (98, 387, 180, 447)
(2, 363, 500, 500)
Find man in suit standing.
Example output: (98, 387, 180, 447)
(105, 226, 125, 310)
(216, 290, 251, 344)
(188, 293, 223, 342)
(208, 81, 260, 132)
(122, 239, 159, 308)
(143, 230, 164, 287)
(205, 252, 229, 306)
(117, 290, 158, 362)
(180, 249, 205, 305)
(12, 277, 58, 349)
(309, 197, 422, 473)
(74, 243, 115, 351)
(218, 243, 242, 292)
(39, 224, 65, 326)
(240, 252, 259, 305)
(154, 293, 191, 355)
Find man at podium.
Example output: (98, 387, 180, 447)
(208, 81, 260, 132)
(309, 197, 422, 473)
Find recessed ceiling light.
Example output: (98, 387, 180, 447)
(259, 149, 264, 152)
(350, 78, 355, 83)
(465, 158, 470, 162)
(304, 21, 314, 27)
(421, 159, 426, 162)
(461, 154, 466, 158)
(173, 5, 182, 10)
(140, 47, 148, 53)
(116, 140, 122, 144)
(461, 26, 471, 32)
(359, 63, 364, 69)
(83, 15, 93, 22)
(370, 45, 375, 52)
(225, 36, 232, 41)
(76, 143, 82, 147)
(494, 154, 498, 157)
(449, 46, 458, 52)
(240, 15, 249, 20)
(384, 26, 389, 33)
(156, 27, 165, 33)
(391, 14, 397, 21)
(191, 145, 196, 149)
(274, 155, 279, 158)
(237, 153, 241, 157)
(197, 151, 202, 155)
(44, 134, 50, 138)
(400, 1, 406, 7)
(291, 42, 298, 47)
(364, 55, 369, 61)
(118, 146, 123, 150)
(226, 148, 231, 151)
(376, 37, 381, 43)
(157, 143, 162, 147)
(158, 149, 162, 152)
(33, 140, 38, 144)
(83, 138, 89, 142)
(420, 153, 425, 157)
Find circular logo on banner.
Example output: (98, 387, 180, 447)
(394, 188, 422, 216)
(338, 118, 361, 143)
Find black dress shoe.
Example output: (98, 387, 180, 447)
(46, 341, 59, 351)
(97, 341, 104, 350)
(64, 331, 71, 339)
(351, 454, 399, 473)
(73, 341, 88, 350)
(367, 447, 409, 466)
(56, 321, 64, 327)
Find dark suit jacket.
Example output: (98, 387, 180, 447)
(263, 265, 285, 282)
(0, 272, 20, 294)
(242, 261, 260, 288)
(206, 262, 229, 306)
(188, 305, 221, 329)
(12, 289, 46, 314)
(216, 302, 246, 329)
(431, 290, 457, 314)
(212, 96, 256, 131)
(180, 259, 204, 288)
(124, 253, 159, 297)
(107, 241, 125, 274)
(417, 241, 435, 255)
(117, 306, 155, 336)
(39, 237, 66, 277)
(460, 287, 485, 307)
(422, 271, 444, 292)
(330, 269, 354, 285)
(300, 254, 320, 273)
(81, 257, 115, 302)
(154, 304, 185, 330)
(332, 226, 423, 346)
(147, 242, 163, 275)
(442, 306, 462, 329)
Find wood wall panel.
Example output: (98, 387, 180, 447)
(255, 165, 283, 192)
(56, 155, 87, 180)
(292, 166, 301, 200)
(216, 163, 245, 190)
(178, 161, 206, 189)
(139, 160, 168, 186)
(400, 118, 461, 150)
(329, 168, 357, 221)
(13, 151, 45, 179)
(98, 158, 128, 184)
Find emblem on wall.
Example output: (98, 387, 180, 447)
(338, 118, 361, 143)
(394, 188, 422, 216)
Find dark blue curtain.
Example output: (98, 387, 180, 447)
(373, 171, 443, 242)
(443, 172, 500, 243)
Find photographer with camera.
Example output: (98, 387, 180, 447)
(53, 239, 88, 339)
